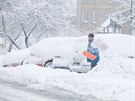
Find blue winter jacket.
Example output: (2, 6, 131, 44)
(87, 39, 100, 65)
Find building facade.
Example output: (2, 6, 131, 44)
(77, 0, 132, 35)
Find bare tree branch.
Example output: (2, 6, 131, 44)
(20, 23, 27, 37)
(7, 42, 13, 52)
(5, 35, 20, 50)
(15, 34, 21, 40)
(20, 22, 37, 48)
(27, 24, 37, 38)
(2, 10, 5, 31)
(37, 30, 48, 38)
(25, 37, 28, 48)
(7, 34, 21, 52)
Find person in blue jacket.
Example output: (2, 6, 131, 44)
(87, 33, 100, 69)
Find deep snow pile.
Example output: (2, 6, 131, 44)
(0, 34, 135, 101)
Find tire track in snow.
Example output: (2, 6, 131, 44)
(0, 78, 99, 101)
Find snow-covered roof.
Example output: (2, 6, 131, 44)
(101, 17, 123, 28)
(101, 18, 111, 28)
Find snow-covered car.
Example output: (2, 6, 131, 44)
(2, 35, 110, 72)
(70, 60, 91, 73)
(22, 54, 45, 67)
(28, 37, 91, 72)
(52, 56, 69, 69)
(43, 55, 91, 73)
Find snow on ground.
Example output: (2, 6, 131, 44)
(0, 34, 135, 101)
(0, 82, 54, 101)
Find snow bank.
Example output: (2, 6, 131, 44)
(96, 34, 135, 57)
(1, 57, 134, 101)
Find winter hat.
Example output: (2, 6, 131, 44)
(88, 33, 94, 38)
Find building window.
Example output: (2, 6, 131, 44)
(82, 9, 88, 23)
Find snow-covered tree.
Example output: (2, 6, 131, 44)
(110, 0, 135, 35)
(0, 0, 78, 51)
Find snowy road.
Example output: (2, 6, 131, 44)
(0, 79, 99, 101)
(0, 79, 54, 101)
